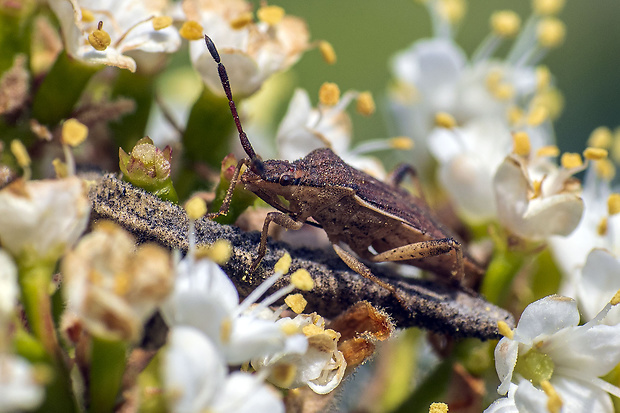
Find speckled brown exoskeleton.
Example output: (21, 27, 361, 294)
(204, 35, 485, 298)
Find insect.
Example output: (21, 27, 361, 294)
(204, 35, 485, 298)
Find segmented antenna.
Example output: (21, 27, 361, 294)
(204, 35, 261, 168)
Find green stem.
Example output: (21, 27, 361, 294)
(89, 336, 128, 413)
(18, 260, 59, 357)
(31, 51, 101, 125)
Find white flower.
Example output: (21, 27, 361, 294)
(0, 249, 18, 322)
(163, 326, 284, 413)
(276, 88, 386, 180)
(576, 249, 620, 324)
(161, 255, 305, 364)
(62, 222, 174, 341)
(0, 177, 89, 261)
(428, 117, 513, 222)
(48, 0, 181, 72)
(252, 313, 346, 394)
(185, 0, 309, 97)
(493, 154, 583, 240)
(492, 295, 620, 413)
(0, 354, 45, 413)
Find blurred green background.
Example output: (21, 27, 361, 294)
(250, 0, 620, 156)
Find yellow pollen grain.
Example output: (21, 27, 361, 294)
(220, 318, 232, 343)
(230, 12, 254, 30)
(537, 18, 566, 49)
(284, 293, 307, 314)
(88, 21, 111, 51)
(52, 158, 68, 178)
(595, 159, 616, 181)
(81, 8, 95, 23)
(356, 92, 375, 116)
(257, 5, 285, 25)
(597, 217, 608, 236)
(196, 239, 233, 264)
(291, 269, 314, 291)
(437, 0, 466, 24)
(536, 145, 560, 157)
(540, 380, 562, 413)
(610, 289, 620, 306)
(179, 21, 204, 41)
(527, 105, 549, 126)
(434, 112, 456, 129)
(588, 126, 613, 149)
(512, 131, 531, 156)
(319, 82, 340, 106)
(491, 10, 521, 38)
(319, 40, 337, 65)
(536, 66, 552, 90)
(429, 402, 449, 413)
(274, 252, 292, 275)
(533, 0, 565, 16)
(152, 16, 173, 31)
(185, 197, 207, 220)
(607, 194, 620, 216)
(62, 118, 88, 146)
(302, 323, 323, 337)
(497, 321, 514, 339)
(390, 136, 414, 150)
(10, 139, 30, 168)
(560, 152, 582, 169)
(583, 147, 608, 161)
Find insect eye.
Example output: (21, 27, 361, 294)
(279, 174, 294, 186)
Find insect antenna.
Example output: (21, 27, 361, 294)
(204, 35, 264, 174)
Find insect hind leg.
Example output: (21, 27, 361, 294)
(370, 237, 465, 283)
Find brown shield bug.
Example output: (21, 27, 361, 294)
(203, 35, 485, 298)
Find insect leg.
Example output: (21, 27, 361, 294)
(251, 212, 304, 272)
(370, 238, 465, 282)
(205, 158, 250, 220)
(389, 163, 427, 204)
(332, 244, 408, 307)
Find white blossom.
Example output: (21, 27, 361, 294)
(163, 326, 284, 413)
(48, 0, 181, 72)
(0, 354, 45, 413)
(492, 295, 620, 413)
(0, 177, 89, 261)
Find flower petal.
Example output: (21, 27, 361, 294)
(514, 295, 579, 342)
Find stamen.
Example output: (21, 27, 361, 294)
(533, 0, 566, 16)
(195, 239, 232, 265)
(497, 321, 514, 339)
(257, 5, 285, 25)
(527, 105, 549, 126)
(88, 21, 111, 51)
(491, 10, 521, 38)
(512, 131, 531, 156)
(435, 112, 457, 129)
(611, 289, 620, 306)
(152, 16, 173, 31)
(537, 18, 566, 49)
(319, 41, 337, 64)
(540, 380, 562, 413)
(62, 118, 88, 147)
(429, 402, 449, 413)
(284, 293, 307, 314)
(52, 158, 68, 179)
(230, 12, 254, 30)
(583, 147, 608, 161)
(185, 197, 207, 220)
(319, 82, 340, 106)
(560, 152, 582, 170)
(356, 92, 375, 116)
(597, 217, 608, 236)
(437, 0, 467, 25)
(290, 269, 314, 291)
(536, 145, 560, 157)
(594, 159, 616, 181)
(274, 253, 292, 275)
(10, 139, 30, 170)
(81, 8, 95, 23)
(179, 21, 204, 41)
(536, 66, 552, 90)
(588, 126, 613, 149)
(390, 137, 414, 150)
(607, 194, 620, 216)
